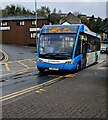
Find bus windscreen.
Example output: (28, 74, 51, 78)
(39, 33, 76, 60)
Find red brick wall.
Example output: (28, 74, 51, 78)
(1, 19, 50, 46)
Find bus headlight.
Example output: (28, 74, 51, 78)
(37, 58, 43, 63)
(65, 60, 73, 64)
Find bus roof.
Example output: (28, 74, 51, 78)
(83, 25, 100, 38)
(41, 24, 100, 38)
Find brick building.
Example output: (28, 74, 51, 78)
(0, 16, 51, 45)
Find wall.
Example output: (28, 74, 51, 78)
(1, 18, 50, 46)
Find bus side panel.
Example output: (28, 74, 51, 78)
(96, 51, 101, 62)
(86, 52, 96, 66)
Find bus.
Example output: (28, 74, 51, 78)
(36, 24, 101, 72)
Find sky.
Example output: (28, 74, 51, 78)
(1, 0, 108, 19)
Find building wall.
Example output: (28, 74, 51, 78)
(28, 19, 49, 45)
(1, 18, 49, 46)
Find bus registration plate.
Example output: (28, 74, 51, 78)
(49, 68, 59, 70)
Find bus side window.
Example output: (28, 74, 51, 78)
(75, 39, 81, 56)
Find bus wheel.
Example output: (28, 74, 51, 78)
(37, 67, 45, 73)
(75, 63, 81, 72)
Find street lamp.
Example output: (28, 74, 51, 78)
(35, 0, 37, 44)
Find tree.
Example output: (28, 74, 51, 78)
(58, 10, 62, 14)
(53, 8, 56, 13)
(2, 4, 33, 17)
(95, 17, 102, 32)
(49, 13, 61, 24)
(36, 6, 50, 17)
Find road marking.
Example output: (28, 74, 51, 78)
(1, 76, 62, 101)
(0, 58, 35, 64)
(0, 74, 74, 101)
(36, 89, 46, 93)
(36, 90, 43, 93)
(0, 58, 37, 77)
(15, 67, 37, 73)
(18, 61, 29, 69)
(28, 59, 36, 63)
(0, 50, 8, 63)
(64, 74, 75, 77)
(5, 63, 10, 72)
(39, 89, 46, 92)
(0, 67, 37, 78)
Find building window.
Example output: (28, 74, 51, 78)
(16, 21, 24, 26)
(1, 21, 8, 26)
(32, 20, 36, 25)
(30, 32, 36, 38)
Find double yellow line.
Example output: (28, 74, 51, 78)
(1, 74, 74, 102)
(0, 50, 8, 63)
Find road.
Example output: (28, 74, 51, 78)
(1, 44, 36, 61)
(0, 44, 107, 118)
(1, 60, 107, 118)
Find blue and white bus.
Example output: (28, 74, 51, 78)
(36, 24, 101, 72)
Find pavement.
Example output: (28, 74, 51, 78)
(2, 61, 107, 119)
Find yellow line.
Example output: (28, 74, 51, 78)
(19, 58, 34, 62)
(1, 75, 72, 101)
(15, 67, 37, 73)
(28, 59, 36, 63)
(18, 61, 29, 69)
(39, 89, 46, 92)
(5, 63, 10, 72)
(36, 90, 43, 93)
(1, 74, 74, 101)
(0, 58, 35, 64)
(0, 50, 8, 63)
(64, 74, 74, 77)
(2, 86, 41, 101)
(35, 89, 46, 93)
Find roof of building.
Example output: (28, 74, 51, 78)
(100, 18, 108, 33)
(0, 15, 48, 21)
(60, 12, 81, 24)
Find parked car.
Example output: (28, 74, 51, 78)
(101, 41, 108, 53)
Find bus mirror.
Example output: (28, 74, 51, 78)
(80, 35, 87, 41)
(80, 35, 84, 40)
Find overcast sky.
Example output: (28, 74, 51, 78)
(1, 0, 108, 19)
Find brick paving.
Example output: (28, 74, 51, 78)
(2, 62, 107, 119)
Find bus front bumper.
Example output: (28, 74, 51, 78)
(36, 61, 75, 71)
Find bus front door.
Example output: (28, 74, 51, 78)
(82, 41, 87, 68)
